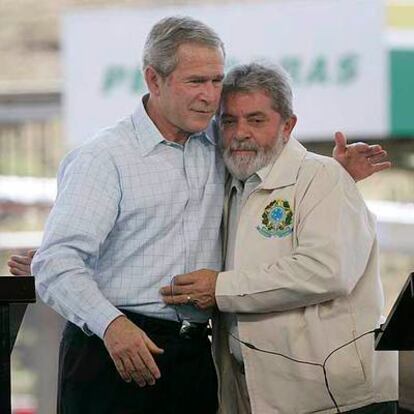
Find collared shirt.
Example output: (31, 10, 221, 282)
(225, 173, 262, 364)
(32, 96, 225, 339)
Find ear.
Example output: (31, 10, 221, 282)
(144, 66, 164, 96)
(282, 115, 297, 142)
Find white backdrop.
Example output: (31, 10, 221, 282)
(62, 0, 387, 146)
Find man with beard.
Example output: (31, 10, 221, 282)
(160, 63, 398, 413)
(8, 16, 390, 414)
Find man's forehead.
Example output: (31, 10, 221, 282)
(177, 40, 223, 51)
(176, 42, 224, 62)
(220, 90, 275, 114)
(171, 43, 225, 78)
(223, 89, 271, 101)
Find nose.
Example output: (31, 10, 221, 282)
(200, 81, 220, 104)
(234, 120, 251, 141)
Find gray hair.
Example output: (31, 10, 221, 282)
(222, 63, 294, 120)
(143, 16, 225, 77)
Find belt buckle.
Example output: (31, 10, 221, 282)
(179, 320, 211, 339)
(179, 320, 195, 339)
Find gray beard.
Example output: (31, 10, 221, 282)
(222, 135, 286, 181)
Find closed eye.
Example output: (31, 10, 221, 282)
(248, 118, 266, 125)
(188, 79, 205, 84)
(220, 118, 236, 126)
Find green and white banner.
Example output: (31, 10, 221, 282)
(388, 29, 414, 137)
(63, 0, 387, 145)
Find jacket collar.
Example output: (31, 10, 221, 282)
(257, 137, 307, 190)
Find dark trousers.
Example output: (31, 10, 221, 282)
(57, 312, 218, 414)
(345, 402, 398, 413)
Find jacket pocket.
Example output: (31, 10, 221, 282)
(316, 298, 369, 404)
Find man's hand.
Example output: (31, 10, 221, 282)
(103, 316, 164, 387)
(333, 131, 391, 182)
(160, 269, 219, 310)
(8, 249, 36, 276)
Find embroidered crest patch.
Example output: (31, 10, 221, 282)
(256, 199, 293, 238)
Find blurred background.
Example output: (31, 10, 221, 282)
(0, 0, 413, 412)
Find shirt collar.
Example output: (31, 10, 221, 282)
(229, 176, 244, 194)
(229, 171, 262, 196)
(204, 116, 219, 146)
(131, 95, 216, 157)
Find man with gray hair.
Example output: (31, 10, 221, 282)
(30, 16, 225, 414)
(9, 17, 390, 414)
(161, 63, 398, 413)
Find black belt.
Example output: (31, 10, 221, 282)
(121, 310, 211, 340)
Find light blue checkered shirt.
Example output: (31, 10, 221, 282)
(33, 96, 225, 339)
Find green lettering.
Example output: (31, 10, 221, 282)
(338, 54, 359, 84)
(132, 68, 145, 93)
(102, 66, 127, 94)
(306, 57, 328, 84)
(280, 57, 301, 84)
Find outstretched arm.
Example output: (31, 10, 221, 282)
(333, 131, 391, 182)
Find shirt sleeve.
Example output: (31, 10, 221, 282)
(215, 160, 376, 314)
(32, 148, 124, 339)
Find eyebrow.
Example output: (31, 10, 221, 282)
(246, 112, 266, 117)
(221, 111, 266, 118)
(187, 74, 225, 81)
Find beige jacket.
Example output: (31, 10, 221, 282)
(213, 138, 398, 414)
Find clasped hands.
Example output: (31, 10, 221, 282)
(159, 269, 219, 310)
